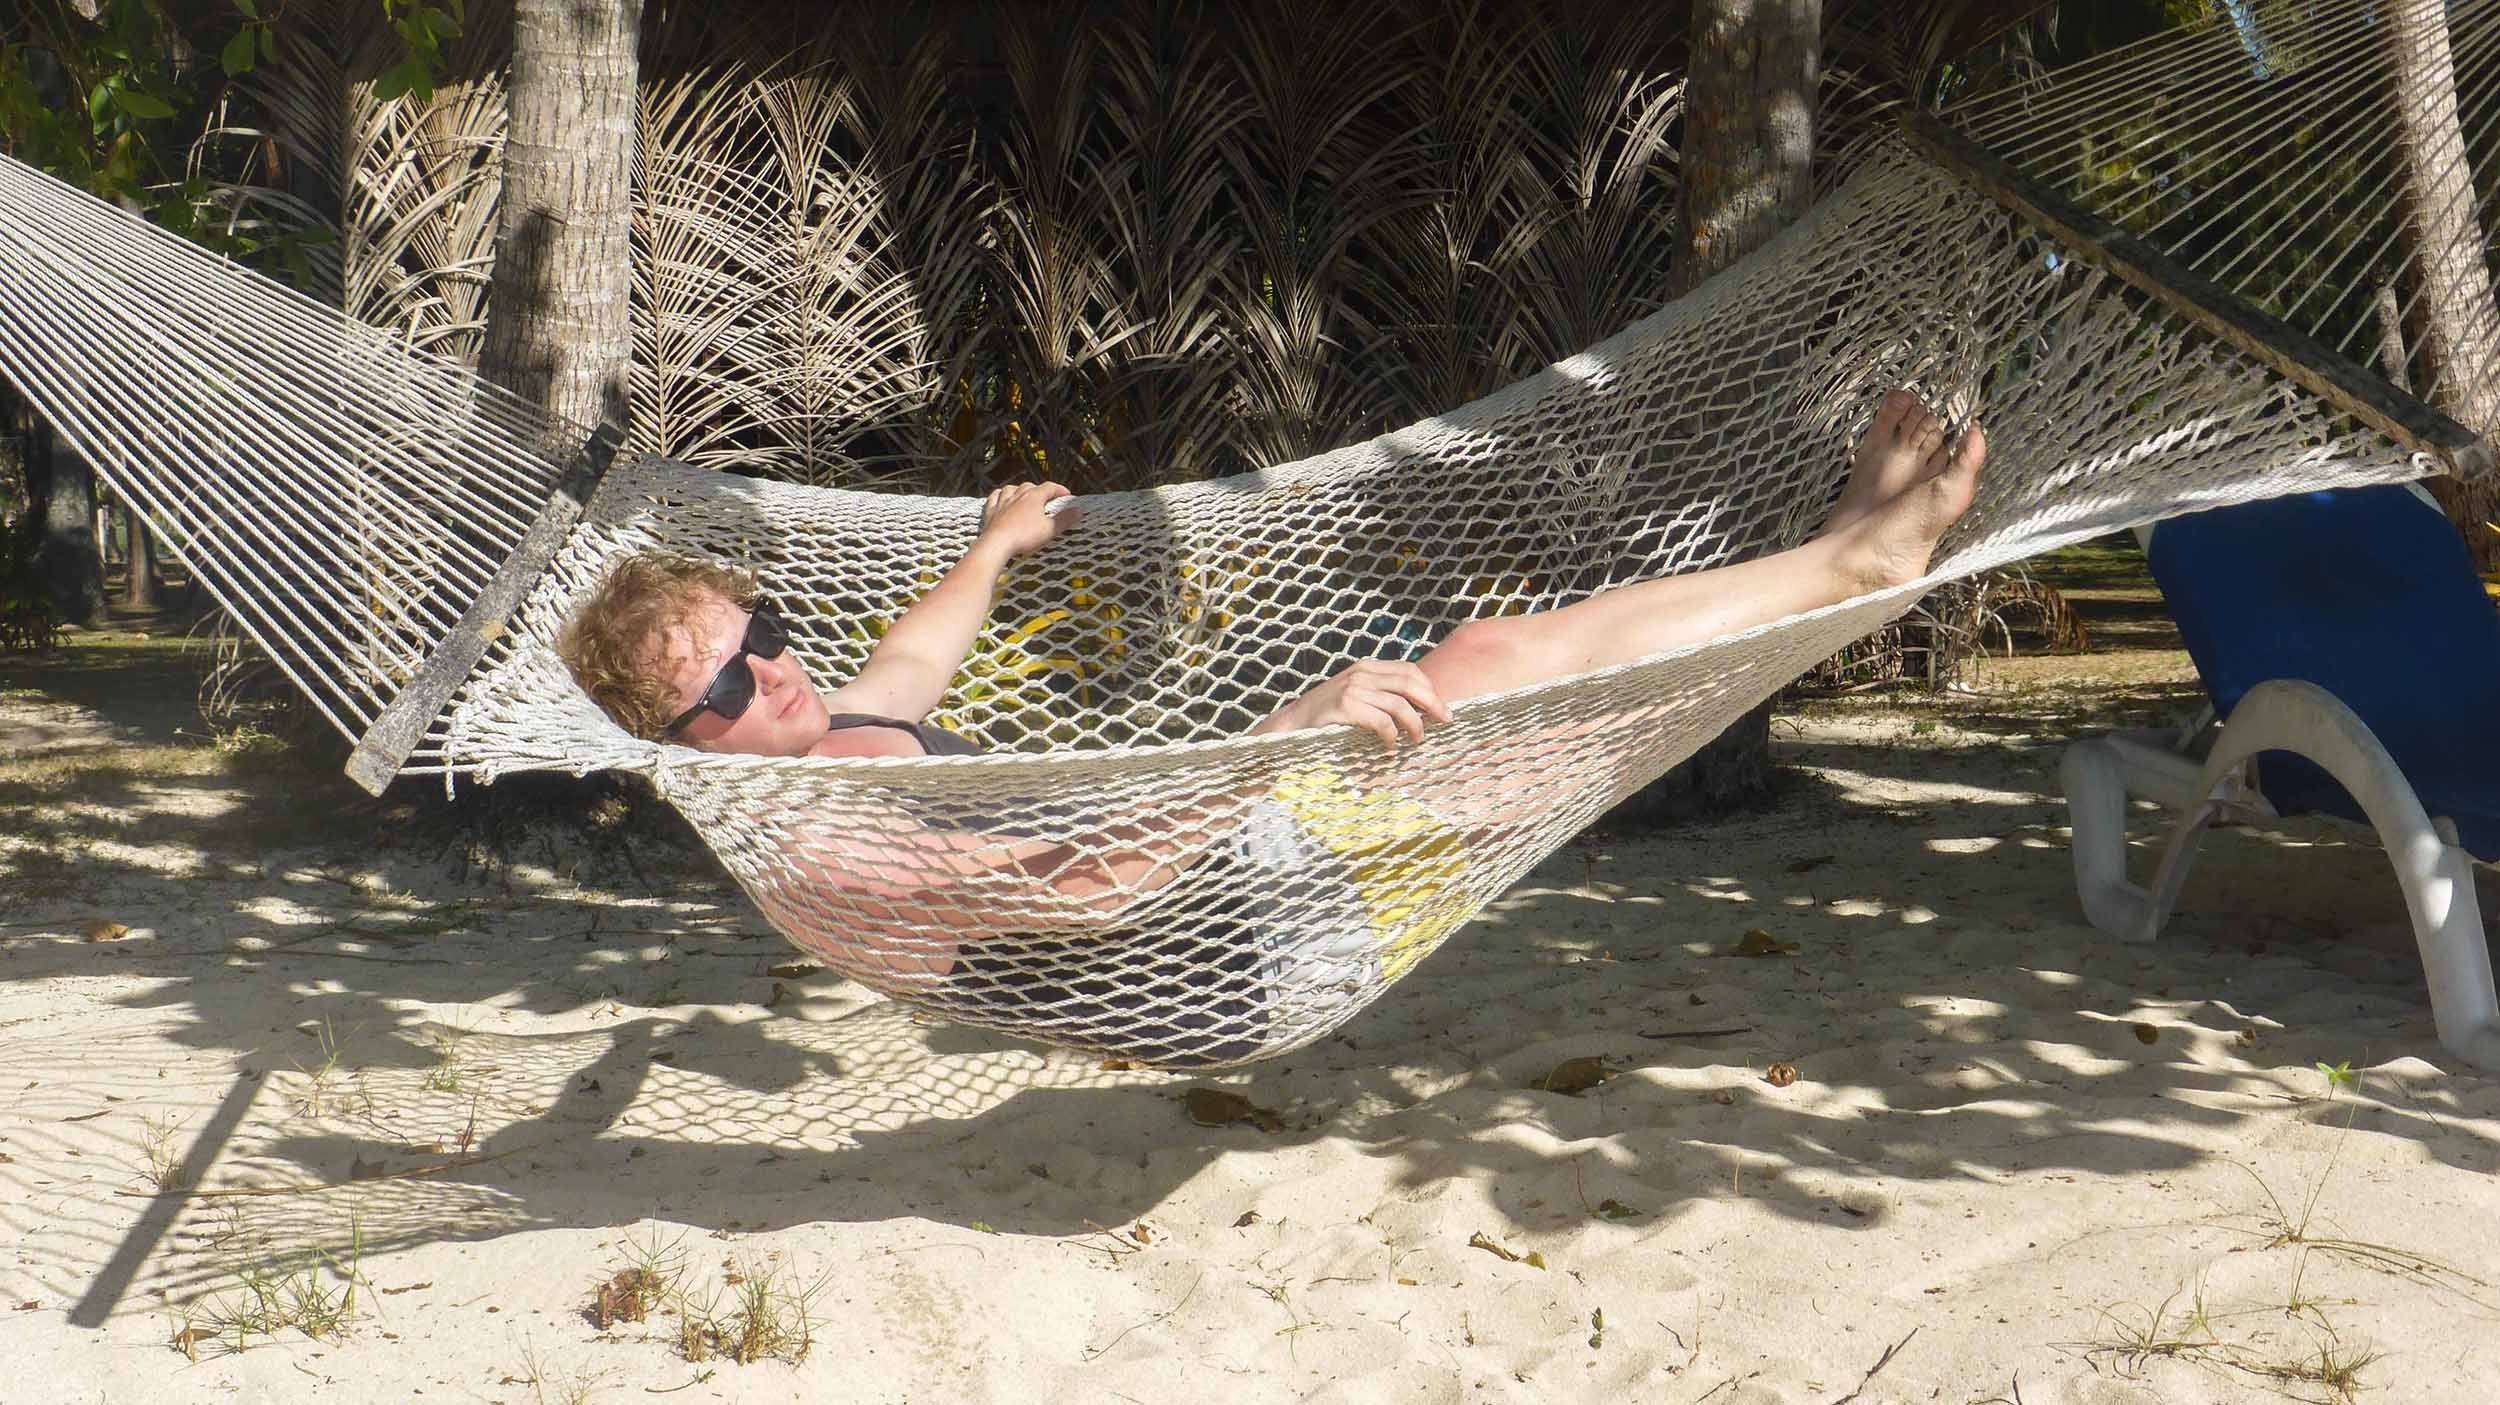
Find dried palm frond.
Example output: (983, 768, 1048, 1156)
(1348, 0, 1546, 419)
(980, 6, 1141, 492)
(824, 10, 996, 493)
(1089, 0, 1253, 484)
(634, 61, 952, 487)
(1798, 567, 2089, 693)
(1223, 0, 1428, 465)
(1499, 1, 1684, 369)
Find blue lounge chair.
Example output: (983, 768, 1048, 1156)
(2061, 482, 2500, 1071)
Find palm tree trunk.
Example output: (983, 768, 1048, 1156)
(479, 0, 643, 443)
(2387, 1, 2500, 569)
(1610, 0, 1820, 828)
(120, 506, 161, 612)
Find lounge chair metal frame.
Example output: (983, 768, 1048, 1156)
(2064, 678, 2500, 1071)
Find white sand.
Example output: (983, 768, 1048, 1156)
(4, 689, 2499, 1404)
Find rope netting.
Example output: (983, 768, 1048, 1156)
(0, 0, 2483, 1065)
(439, 143, 2421, 1065)
(1949, 0, 2500, 429)
(0, 164, 581, 741)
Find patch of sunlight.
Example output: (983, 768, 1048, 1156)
(2028, 968, 2082, 986)
(1925, 835, 2001, 854)
(1903, 995, 2013, 1020)
(2016, 1041, 2132, 1077)
(2016, 834, 2061, 849)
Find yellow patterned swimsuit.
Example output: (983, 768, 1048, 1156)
(1231, 763, 1473, 1051)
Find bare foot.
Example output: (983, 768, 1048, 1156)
(1830, 421, 1987, 593)
(1825, 389, 1944, 534)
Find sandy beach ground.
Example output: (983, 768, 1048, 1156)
(3, 625, 2497, 1405)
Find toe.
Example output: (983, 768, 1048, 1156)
(1951, 424, 1988, 479)
(1876, 389, 1914, 441)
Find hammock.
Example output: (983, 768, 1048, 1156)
(0, 0, 2487, 1067)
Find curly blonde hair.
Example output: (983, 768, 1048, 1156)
(557, 552, 761, 739)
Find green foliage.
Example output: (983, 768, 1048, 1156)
(373, 0, 463, 102)
(0, 0, 227, 204)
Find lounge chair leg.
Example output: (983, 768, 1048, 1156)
(2062, 732, 2207, 943)
(2203, 681, 2500, 1073)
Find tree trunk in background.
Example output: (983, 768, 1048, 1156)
(2387, 2, 2500, 570)
(1607, 0, 1821, 829)
(479, 0, 643, 443)
(120, 507, 161, 612)
(20, 414, 106, 625)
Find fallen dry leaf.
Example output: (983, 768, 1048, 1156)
(2133, 1023, 2160, 1045)
(1466, 1231, 1545, 1269)
(1183, 1087, 1285, 1133)
(1731, 928, 1799, 958)
(1710, 1089, 1738, 1105)
(81, 920, 129, 943)
(1534, 1056, 1616, 1096)
(1763, 1062, 1800, 1088)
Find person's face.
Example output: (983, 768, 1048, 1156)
(651, 590, 828, 756)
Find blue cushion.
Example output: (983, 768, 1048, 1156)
(2144, 483, 2500, 861)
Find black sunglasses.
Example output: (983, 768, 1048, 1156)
(664, 601, 790, 736)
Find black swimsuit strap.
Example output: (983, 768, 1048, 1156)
(822, 712, 984, 756)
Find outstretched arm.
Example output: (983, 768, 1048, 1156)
(825, 482, 1077, 723)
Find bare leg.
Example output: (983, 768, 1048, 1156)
(1416, 405, 1985, 706)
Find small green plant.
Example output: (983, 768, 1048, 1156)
(2314, 1059, 2356, 1098)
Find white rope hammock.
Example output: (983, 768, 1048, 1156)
(0, 0, 2485, 1066)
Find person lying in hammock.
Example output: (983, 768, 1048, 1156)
(557, 391, 1986, 1063)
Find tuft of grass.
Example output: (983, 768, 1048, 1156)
(2083, 1115, 2475, 1404)
(588, 1228, 681, 1331)
(509, 1339, 604, 1405)
(2226, 1134, 2495, 1304)
(169, 1213, 367, 1358)
(675, 1255, 822, 1367)
(586, 1229, 819, 1367)
(421, 1028, 469, 1095)
(288, 1017, 367, 1119)
(136, 1113, 188, 1194)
